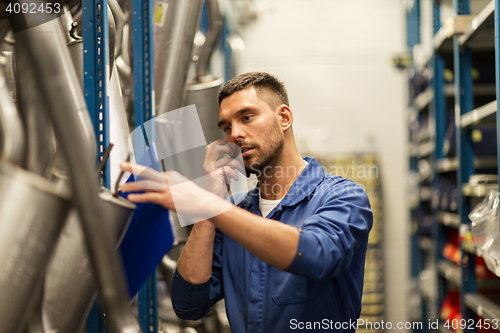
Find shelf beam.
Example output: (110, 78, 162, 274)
(415, 87, 434, 111)
(462, 183, 499, 196)
(465, 293, 500, 330)
(419, 141, 435, 158)
(459, 0, 495, 49)
(434, 15, 475, 52)
(437, 212, 460, 228)
(438, 260, 462, 287)
(436, 156, 497, 172)
(443, 83, 496, 96)
(461, 100, 497, 128)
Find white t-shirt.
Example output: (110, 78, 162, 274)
(259, 197, 282, 218)
(258, 160, 308, 218)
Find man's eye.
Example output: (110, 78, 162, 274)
(243, 115, 253, 121)
(224, 126, 231, 132)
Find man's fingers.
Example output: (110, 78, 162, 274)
(223, 166, 239, 182)
(213, 157, 245, 174)
(210, 139, 228, 146)
(165, 170, 191, 186)
(212, 156, 232, 169)
(120, 179, 166, 192)
(120, 162, 133, 173)
(127, 192, 164, 205)
(204, 144, 236, 171)
(212, 145, 235, 159)
(121, 162, 164, 182)
(207, 140, 241, 157)
(228, 158, 245, 173)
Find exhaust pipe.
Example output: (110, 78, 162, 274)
(15, 39, 57, 176)
(186, 0, 224, 142)
(194, 0, 223, 82)
(156, 0, 203, 115)
(0, 162, 71, 333)
(9, 12, 139, 333)
(42, 188, 136, 333)
(0, 64, 24, 164)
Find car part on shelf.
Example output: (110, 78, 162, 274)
(61, 6, 85, 87)
(194, 0, 222, 81)
(153, 0, 176, 113)
(15, 39, 58, 176)
(11, 15, 139, 333)
(0, 64, 24, 164)
(155, 0, 202, 116)
(0, 162, 71, 333)
(186, 0, 224, 142)
(15, 10, 97, 176)
(186, 78, 224, 143)
(109, 0, 126, 58)
(0, 29, 16, 101)
(42, 187, 136, 333)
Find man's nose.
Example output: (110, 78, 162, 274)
(230, 123, 246, 141)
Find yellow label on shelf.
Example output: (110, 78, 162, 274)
(471, 129, 482, 142)
(154, 2, 168, 26)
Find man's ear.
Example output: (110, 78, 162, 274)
(278, 105, 293, 132)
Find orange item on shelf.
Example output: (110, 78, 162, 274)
(440, 291, 460, 323)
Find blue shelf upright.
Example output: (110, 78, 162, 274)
(452, 0, 476, 328)
(132, 0, 157, 329)
(82, 0, 157, 328)
(83, 0, 111, 188)
(83, 0, 111, 329)
(407, 0, 420, 283)
(406, 2, 427, 332)
(431, 0, 448, 315)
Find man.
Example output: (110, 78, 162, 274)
(120, 72, 373, 332)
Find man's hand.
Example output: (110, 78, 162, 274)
(203, 140, 244, 198)
(119, 162, 232, 220)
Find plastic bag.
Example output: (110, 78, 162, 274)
(469, 190, 500, 276)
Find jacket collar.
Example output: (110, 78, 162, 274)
(237, 157, 325, 209)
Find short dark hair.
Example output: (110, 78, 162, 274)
(218, 72, 289, 108)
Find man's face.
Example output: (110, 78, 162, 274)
(218, 87, 284, 175)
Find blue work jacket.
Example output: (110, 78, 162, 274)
(171, 157, 373, 332)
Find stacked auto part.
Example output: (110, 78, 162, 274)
(0, 0, 232, 331)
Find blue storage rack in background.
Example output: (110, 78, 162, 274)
(406, 0, 500, 331)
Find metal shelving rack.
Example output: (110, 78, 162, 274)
(83, 0, 111, 329)
(407, 0, 500, 331)
(82, 0, 157, 329)
(132, 0, 158, 329)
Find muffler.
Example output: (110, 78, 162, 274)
(42, 188, 136, 333)
(0, 162, 71, 333)
(185, 0, 224, 143)
(186, 77, 224, 143)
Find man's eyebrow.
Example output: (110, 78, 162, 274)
(217, 119, 227, 128)
(217, 108, 252, 128)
